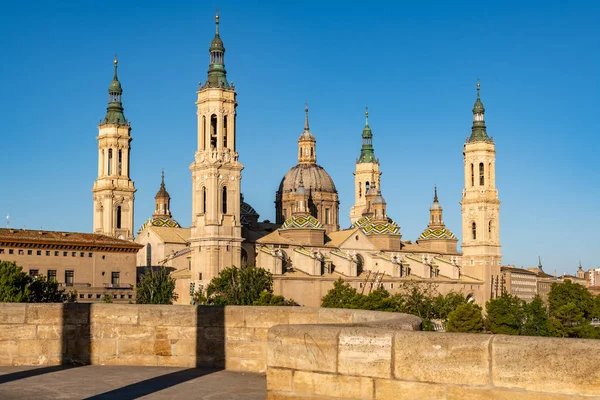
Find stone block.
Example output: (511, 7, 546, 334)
(138, 305, 196, 327)
(63, 324, 92, 340)
(62, 303, 92, 324)
(224, 307, 246, 328)
(267, 394, 332, 400)
(492, 335, 600, 396)
(266, 368, 293, 392)
(243, 307, 290, 328)
(338, 327, 393, 378)
(204, 326, 225, 341)
(12, 356, 52, 366)
(17, 340, 61, 356)
(225, 327, 256, 342)
(98, 354, 158, 366)
(0, 340, 18, 358)
(446, 387, 571, 400)
(90, 340, 117, 356)
(375, 379, 446, 400)
(171, 339, 197, 356)
(91, 323, 154, 340)
(294, 370, 373, 399)
(196, 306, 226, 327)
(37, 325, 62, 340)
(158, 355, 197, 368)
(25, 304, 63, 324)
(317, 309, 353, 324)
(287, 309, 319, 325)
(0, 304, 26, 324)
(91, 304, 138, 325)
(0, 325, 36, 340)
(118, 339, 159, 356)
(162, 326, 196, 340)
(394, 331, 491, 386)
(226, 356, 266, 373)
(226, 341, 266, 359)
(268, 325, 340, 373)
(153, 340, 172, 356)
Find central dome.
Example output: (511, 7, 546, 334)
(278, 164, 337, 194)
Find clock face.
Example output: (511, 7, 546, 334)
(118, 235, 124, 240)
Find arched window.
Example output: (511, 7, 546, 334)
(356, 254, 364, 275)
(116, 206, 122, 229)
(146, 243, 152, 267)
(479, 163, 485, 186)
(222, 186, 228, 214)
(223, 115, 228, 148)
(210, 114, 217, 148)
(472, 222, 477, 240)
(470, 163, 474, 186)
(108, 149, 113, 175)
(117, 149, 122, 175)
(202, 187, 207, 214)
(202, 116, 206, 149)
(365, 181, 370, 191)
(358, 182, 362, 198)
(310, 147, 313, 157)
(488, 221, 493, 238)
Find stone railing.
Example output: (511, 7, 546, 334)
(267, 325, 600, 399)
(0, 303, 420, 371)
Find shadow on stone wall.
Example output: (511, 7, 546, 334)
(196, 306, 225, 369)
(62, 303, 91, 366)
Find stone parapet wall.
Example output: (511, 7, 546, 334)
(267, 326, 600, 399)
(0, 303, 420, 372)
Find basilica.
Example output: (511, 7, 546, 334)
(92, 14, 502, 306)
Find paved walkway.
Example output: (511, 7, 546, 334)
(0, 365, 266, 399)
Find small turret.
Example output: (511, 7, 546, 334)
(468, 80, 492, 143)
(153, 170, 172, 218)
(298, 103, 317, 164)
(358, 107, 377, 163)
(102, 57, 127, 125)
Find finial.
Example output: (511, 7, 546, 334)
(365, 106, 369, 124)
(113, 54, 119, 79)
(161, 168, 165, 184)
(215, 9, 220, 35)
(304, 102, 310, 131)
(434, 185, 438, 202)
(538, 256, 542, 267)
(476, 78, 481, 99)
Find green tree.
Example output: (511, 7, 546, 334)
(136, 267, 177, 304)
(253, 291, 298, 306)
(547, 280, 597, 338)
(521, 295, 549, 337)
(485, 293, 524, 335)
(0, 261, 31, 302)
(28, 275, 69, 303)
(102, 293, 114, 303)
(433, 292, 467, 321)
(321, 278, 361, 308)
(197, 265, 293, 306)
(447, 303, 484, 333)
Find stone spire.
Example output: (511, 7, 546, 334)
(428, 185, 444, 229)
(298, 103, 317, 164)
(468, 80, 492, 143)
(154, 169, 172, 218)
(103, 57, 127, 125)
(206, 12, 229, 88)
(358, 107, 377, 163)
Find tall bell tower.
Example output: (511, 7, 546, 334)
(350, 108, 381, 223)
(92, 58, 136, 240)
(189, 14, 243, 286)
(460, 81, 501, 302)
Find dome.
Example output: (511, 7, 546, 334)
(299, 130, 315, 141)
(352, 215, 400, 236)
(281, 215, 324, 230)
(373, 192, 386, 204)
(278, 164, 337, 195)
(418, 227, 457, 241)
(430, 202, 442, 211)
(210, 35, 224, 51)
(241, 201, 259, 217)
(138, 216, 182, 234)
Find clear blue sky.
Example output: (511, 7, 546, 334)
(1, 1, 598, 276)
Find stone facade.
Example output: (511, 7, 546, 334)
(92, 59, 136, 241)
(0, 228, 142, 302)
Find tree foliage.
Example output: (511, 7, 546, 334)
(521, 295, 549, 337)
(547, 280, 598, 338)
(0, 261, 74, 303)
(447, 303, 484, 333)
(485, 293, 524, 335)
(195, 265, 296, 306)
(136, 267, 177, 304)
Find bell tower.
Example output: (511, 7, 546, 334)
(350, 108, 381, 223)
(189, 13, 243, 286)
(460, 81, 501, 302)
(92, 58, 136, 240)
